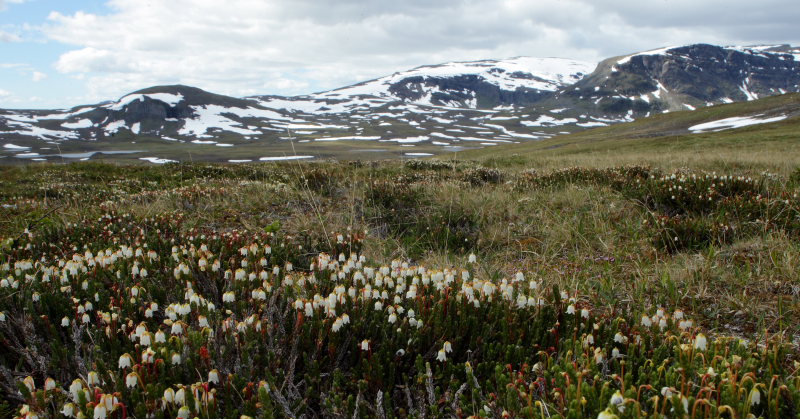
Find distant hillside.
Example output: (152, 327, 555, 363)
(312, 57, 593, 108)
(548, 44, 800, 117)
(460, 92, 800, 173)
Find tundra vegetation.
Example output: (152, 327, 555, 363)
(1, 121, 799, 418)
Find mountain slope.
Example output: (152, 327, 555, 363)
(0, 85, 311, 143)
(548, 44, 800, 118)
(460, 92, 800, 170)
(250, 57, 594, 114)
(316, 57, 594, 107)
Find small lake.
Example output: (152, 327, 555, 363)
(44, 150, 144, 159)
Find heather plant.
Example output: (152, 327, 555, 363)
(0, 161, 798, 418)
(404, 159, 459, 171)
(2, 213, 798, 418)
(515, 166, 800, 251)
(461, 167, 505, 186)
(366, 179, 480, 257)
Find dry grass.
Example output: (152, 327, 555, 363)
(1, 126, 798, 340)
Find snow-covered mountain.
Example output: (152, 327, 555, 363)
(2, 44, 800, 163)
(0, 86, 313, 144)
(319, 57, 593, 106)
(254, 57, 594, 113)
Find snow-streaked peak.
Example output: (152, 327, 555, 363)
(615, 44, 800, 68)
(616, 46, 679, 66)
(254, 57, 594, 112)
(106, 93, 185, 110)
(727, 44, 787, 52)
(319, 57, 595, 99)
(726, 44, 800, 61)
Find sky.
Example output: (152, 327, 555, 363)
(1, 0, 799, 109)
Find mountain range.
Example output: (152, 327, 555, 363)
(1, 43, 799, 163)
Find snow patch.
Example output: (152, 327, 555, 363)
(61, 119, 94, 129)
(3, 143, 30, 150)
(281, 123, 348, 130)
(140, 157, 178, 164)
(689, 115, 787, 133)
(109, 93, 184, 111)
(521, 115, 579, 127)
(617, 46, 677, 65)
(381, 136, 429, 144)
(576, 122, 608, 128)
(30, 107, 95, 122)
(314, 136, 381, 142)
(739, 83, 759, 101)
(105, 120, 127, 134)
(180, 105, 259, 136)
(3, 120, 79, 140)
(259, 155, 314, 161)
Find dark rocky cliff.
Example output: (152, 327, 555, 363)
(553, 44, 800, 116)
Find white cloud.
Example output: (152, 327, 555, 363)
(0, 29, 20, 42)
(40, 0, 800, 103)
(0, 0, 27, 11)
(32, 71, 46, 82)
(0, 89, 45, 107)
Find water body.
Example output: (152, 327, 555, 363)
(44, 150, 144, 159)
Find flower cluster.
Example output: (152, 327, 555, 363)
(1, 210, 797, 418)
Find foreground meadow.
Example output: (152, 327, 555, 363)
(0, 156, 798, 418)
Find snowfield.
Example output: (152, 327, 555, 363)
(139, 157, 178, 164)
(689, 115, 788, 133)
(314, 136, 381, 142)
(61, 119, 94, 129)
(108, 93, 185, 110)
(616, 46, 678, 66)
(258, 155, 315, 161)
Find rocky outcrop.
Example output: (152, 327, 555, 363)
(387, 74, 551, 107)
(555, 44, 800, 116)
